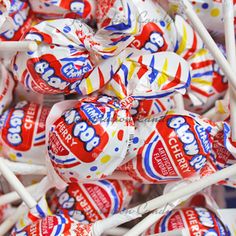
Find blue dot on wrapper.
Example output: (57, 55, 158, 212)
(68, 45, 74, 48)
(133, 137, 139, 144)
(27, 51, 34, 55)
(202, 3, 209, 9)
(160, 21, 165, 27)
(115, 147, 119, 152)
(63, 26, 71, 33)
(90, 166, 97, 171)
(16, 153, 22, 158)
(13, 64, 18, 71)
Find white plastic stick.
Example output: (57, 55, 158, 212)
(0, 182, 39, 206)
(93, 163, 236, 236)
(124, 184, 193, 236)
(174, 93, 185, 110)
(0, 41, 38, 52)
(224, 0, 236, 141)
(104, 227, 129, 235)
(180, 0, 236, 93)
(0, 160, 37, 209)
(0, 158, 47, 176)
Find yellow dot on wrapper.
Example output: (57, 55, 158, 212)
(211, 8, 220, 17)
(9, 153, 17, 161)
(96, 171, 101, 176)
(100, 155, 111, 164)
(196, 8, 201, 13)
(112, 131, 116, 137)
(0, 145, 3, 152)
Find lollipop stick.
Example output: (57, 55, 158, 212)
(0, 41, 38, 52)
(0, 182, 40, 206)
(224, 0, 236, 141)
(0, 160, 37, 208)
(174, 93, 185, 110)
(1, 158, 47, 176)
(93, 163, 236, 236)
(154, 229, 186, 236)
(180, 0, 236, 93)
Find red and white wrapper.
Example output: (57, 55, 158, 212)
(29, 0, 96, 22)
(118, 110, 220, 183)
(0, 64, 15, 115)
(143, 207, 231, 235)
(46, 95, 134, 186)
(11, 18, 134, 95)
(0, 100, 50, 164)
(0, 0, 34, 41)
(49, 179, 135, 223)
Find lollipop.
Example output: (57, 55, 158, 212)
(118, 110, 218, 183)
(11, 18, 134, 95)
(29, 0, 96, 22)
(47, 95, 134, 184)
(12, 214, 93, 236)
(0, 100, 50, 164)
(174, 15, 228, 113)
(48, 179, 135, 223)
(143, 207, 231, 235)
(0, 0, 34, 41)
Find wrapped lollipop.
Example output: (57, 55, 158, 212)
(47, 95, 135, 185)
(0, 100, 50, 164)
(48, 179, 135, 223)
(11, 18, 134, 95)
(0, 192, 11, 223)
(174, 15, 228, 113)
(0, 0, 34, 41)
(97, 0, 177, 53)
(29, 0, 96, 22)
(0, 64, 15, 115)
(118, 109, 221, 183)
(143, 206, 230, 235)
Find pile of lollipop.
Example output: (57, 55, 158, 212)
(0, 0, 235, 235)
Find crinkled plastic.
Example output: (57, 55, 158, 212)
(174, 15, 228, 113)
(0, 100, 50, 164)
(0, 0, 34, 41)
(0, 64, 15, 115)
(101, 51, 191, 99)
(12, 213, 93, 236)
(118, 110, 218, 183)
(47, 95, 134, 184)
(11, 18, 134, 95)
(12, 197, 51, 234)
(29, 0, 96, 22)
(129, 96, 176, 122)
(48, 179, 135, 223)
(143, 207, 231, 235)
(0, 192, 11, 223)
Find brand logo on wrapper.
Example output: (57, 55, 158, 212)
(49, 106, 109, 165)
(0, 0, 32, 41)
(130, 23, 168, 53)
(52, 180, 132, 223)
(146, 207, 231, 235)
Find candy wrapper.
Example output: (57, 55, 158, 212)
(47, 95, 134, 185)
(0, 0, 13, 33)
(12, 197, 51, 234)
(101, 50, 191, 100)
(143, 206, 231, 235)
(97, 0, 177, 53)
(0, 192, 11, 223)
(0, 0, 34, 41)
(29, 0, 96, 22)
(11, 18, 134, 95)
(48, 179, 135, 223)
(0, 100, 50, 164)
(0, 64, 15, 115)
(174, 15, 227, 113)
(118, 110, 221, 183)
(129, 96, 176, 122)
(12, 213, 94, 236)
